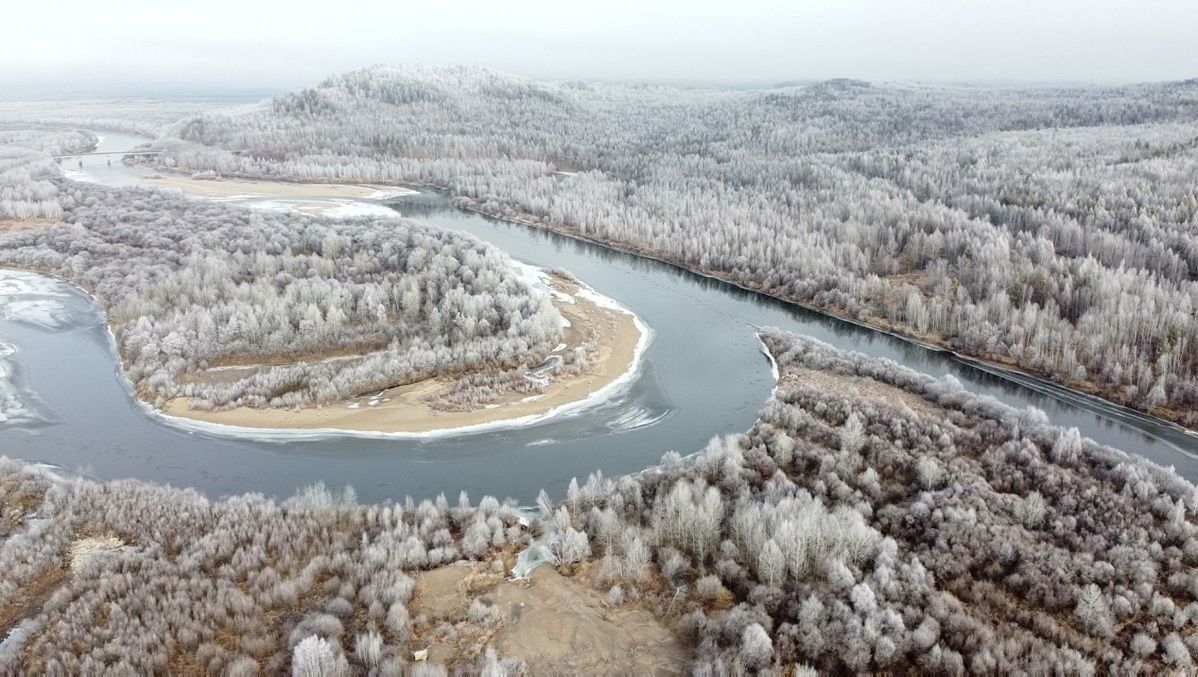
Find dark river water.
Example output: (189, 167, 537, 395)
(1, 132, 1195, 503)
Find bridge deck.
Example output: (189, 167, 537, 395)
(51, 150, 163, 158)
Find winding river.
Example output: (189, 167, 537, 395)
(1, 132, 1195, 504)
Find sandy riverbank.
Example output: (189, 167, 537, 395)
(137, 173, 415, 201)
(161, 272, 645, 435)
(411, 559, 685, 673)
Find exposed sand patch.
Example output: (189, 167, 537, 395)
(411, 561, 686, 674)
(0, 219, 55, 236)
(67, 535, 128, 571)
(137, 173, 414, 201)
(161, 273, 644, 434)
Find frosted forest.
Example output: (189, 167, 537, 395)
(0, 168, 562, 410)
(3, 331, 1197, 673)
(1, 64, 1197, 674)
(149, 66, 1198, 428)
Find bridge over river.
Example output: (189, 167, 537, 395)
(51, 149, 163, 159)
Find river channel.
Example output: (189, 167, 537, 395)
(1, 132, 1194, 503)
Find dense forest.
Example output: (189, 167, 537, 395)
(0, 99, 219, 138)
(2, 70, 1197, 673)
(0, 128, 95, 220)
(150, 66, 1198, 427)
(3, 329, 1195, 673)
(565, 329, 1198, 672)
(0, 458, 530, 674)
(0, 178, 563, 410)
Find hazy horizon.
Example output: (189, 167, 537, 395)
(4, 0, 1197, 98)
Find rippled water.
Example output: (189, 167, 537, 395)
(0, 132, 1194, 503)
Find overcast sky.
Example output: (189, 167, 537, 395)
(5, 0, 1197, 96)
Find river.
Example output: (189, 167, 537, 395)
(1, 131, 1195, 503)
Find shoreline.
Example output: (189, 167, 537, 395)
(157, 269, 650, 438)
(453, 198, 1198, 437)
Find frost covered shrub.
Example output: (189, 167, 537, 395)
(0, 129, 94, 220)
(291, 637, 349, 677)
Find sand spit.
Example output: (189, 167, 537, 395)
(138, 173, 416, 201)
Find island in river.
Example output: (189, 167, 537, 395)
(107, 170, 643, 434)
(162, 270, 646, 435)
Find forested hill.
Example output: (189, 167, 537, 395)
(153, 66, 1198, 429)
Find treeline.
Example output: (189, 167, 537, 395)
(4, 328, 1196, 672)
(151, 65, 1198, 427)
(0, 180, 563, 410)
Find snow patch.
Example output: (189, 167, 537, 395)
(0, 271, 66, 427)
(366, 187, 419, 200)
(757, 333, 780, 383)
(322, 200, 402, 219)
(575, 286, 625, 312)
(0, 620, 36, 661)
(509, 260, 552, 294)
(0, 342, 43, 427)
(1, 298, 68, 330)
(59, 167, 97, 184)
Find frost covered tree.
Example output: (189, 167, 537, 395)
(291, 637, 349, 677)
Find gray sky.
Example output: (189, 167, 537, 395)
(6, 0, 1198, 95)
